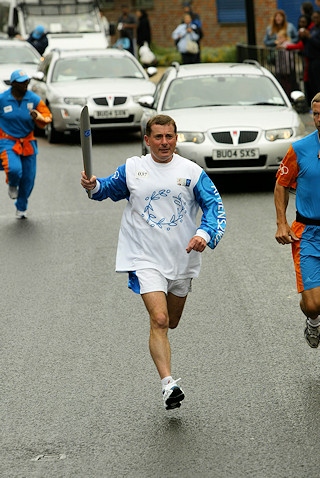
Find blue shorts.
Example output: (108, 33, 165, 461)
(128, 269, 192, 297)
(292, 221, 320, 292)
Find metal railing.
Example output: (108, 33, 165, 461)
(237, 43, 305, 96)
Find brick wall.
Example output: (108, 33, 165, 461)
(105, 0, 278, 48)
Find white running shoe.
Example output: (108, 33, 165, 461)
(8, 186, 18, 199)
(162, 378, 185, 410)
(16, 209, 27, 219)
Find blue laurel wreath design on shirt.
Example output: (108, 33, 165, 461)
(141, 189, 186, 230)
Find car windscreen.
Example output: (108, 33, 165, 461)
(162, 75, 287, 110)
(25, 9, 100, 34)
(0, 45, 39, 64)
(51, 56, 145, 82)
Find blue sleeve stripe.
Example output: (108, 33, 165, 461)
(94, 163, 129, 202)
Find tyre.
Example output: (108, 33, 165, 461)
(34, 125, 45, 137)
(46, 120, 64, 144)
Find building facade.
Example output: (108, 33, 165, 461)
(102, 0, 303, 49)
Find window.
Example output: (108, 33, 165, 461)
(217, 0, 246, 24)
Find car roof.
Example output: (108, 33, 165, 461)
(167, 62, 271, 78)
(49, 48, 135, 59)
(0, 39, 40, 53)
(0, 39, 33, 46)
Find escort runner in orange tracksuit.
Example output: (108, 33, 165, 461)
(0, 69, 52, 218)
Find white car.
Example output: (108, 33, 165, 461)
(0, 39, 41, 92)
(139, 61, 307, 175)
(30, 48, 157, 143)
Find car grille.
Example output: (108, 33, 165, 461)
(212, 131, 258, 144)
(90, 114, 135, 124)
(93, 96, 127, 106)
(204, 155, 267, 168)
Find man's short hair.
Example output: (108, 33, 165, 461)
(311, 92, 320, 105)
(145, 115, 177, 136)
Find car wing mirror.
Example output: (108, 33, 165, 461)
(138, 95, 154, 108)
(290, 90, 305, 102)
(33, 71, 45, 81)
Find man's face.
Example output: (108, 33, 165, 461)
(144, 123, 177, 163)
(312, 101, 320, 133)
(313, 12, 320, 26)
(12, 80, 29, 93)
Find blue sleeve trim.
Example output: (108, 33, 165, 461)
(92, 164, 129, 202)
(193, 171, 226, 249)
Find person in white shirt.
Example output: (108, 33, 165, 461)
(172, 13, 200, 64)
(80, 114, 226, 410)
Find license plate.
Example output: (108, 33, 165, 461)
(93, 110, 128, 119)
(212, 148, 259, 160)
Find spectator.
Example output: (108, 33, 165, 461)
(182, 2, 202, 33)
(113, 29, 131, 51)
(300, 2, 314, 28)
(276, 29, 291, 48)
(26, 25, 48, 55)
(99, 11, 110, 38)
(117, 4, 137, 56)
(182, 1, 203, 62)
(172, 12, 200, 65)
(299, 10, 320, 101)
(136, 9, 151, 48)
(297, 13, 312, 31)
(264, 10, 298, 47)
(275, 30, 297, 97)
(285, 14, 312, 104)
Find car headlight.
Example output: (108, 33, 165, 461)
(265, 128, 293, 141)
(64, 97, 87, 106)
(177, 132, 205, 144)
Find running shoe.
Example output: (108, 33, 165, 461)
(8, 186, 18, 199)
(304, 319, 320, 348)
(16, 210, 27, 219)
(162, 378, 185, 410)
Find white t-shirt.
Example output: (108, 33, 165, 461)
(116, 154, 205, 279)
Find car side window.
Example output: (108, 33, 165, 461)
(38, 54, 52, 82)
(152, 70, 171, 110)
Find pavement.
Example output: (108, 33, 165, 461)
(150, 66, 166, 83)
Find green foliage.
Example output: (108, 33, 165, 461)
(200, 46, 237, 63)
(151, 44, 237, 66)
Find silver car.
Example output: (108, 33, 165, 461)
(30, 48, 157, 143)
(0, 39, 41, 93)
(139, 62, 307, 175)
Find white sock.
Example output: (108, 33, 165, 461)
(308, 316, 320, 327)
(161, 376, 173, 390)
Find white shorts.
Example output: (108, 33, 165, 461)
(128, 268, 192, 297)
